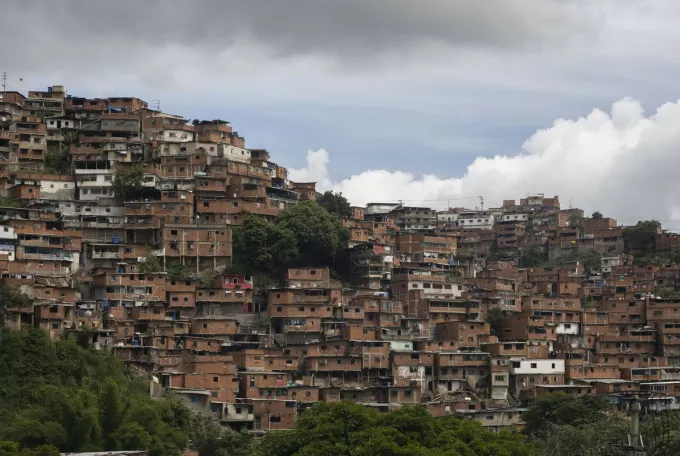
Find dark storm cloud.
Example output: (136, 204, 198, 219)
(2, 0, 590, 63)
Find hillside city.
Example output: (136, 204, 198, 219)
(1, 84, 680, 436)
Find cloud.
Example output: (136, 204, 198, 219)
(290, 97, 680, 224)
(0, 0, 590, 69)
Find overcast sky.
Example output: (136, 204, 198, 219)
(4, 1, 680, 224)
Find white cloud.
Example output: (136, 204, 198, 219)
(290, 97, 680, 225)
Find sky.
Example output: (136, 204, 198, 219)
(3, 1, 680, 225)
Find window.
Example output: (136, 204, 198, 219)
(213, 376, 219, 382)
(530, 363, 537, 368)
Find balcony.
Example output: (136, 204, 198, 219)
(75, 168, 113, 175)
(22, 253, 74, 262)
(77, 180, 113, 188)
(92, 251, 121, 259)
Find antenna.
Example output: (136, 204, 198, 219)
(1, 72, 6, 92)
(152, 99, 160, 111)
(479, 196, 484, 211)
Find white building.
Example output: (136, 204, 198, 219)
(509, 359, 565, 375)
(40, 178, 76, 200)
(0, 225, 17, 261)
(77, 173, 115, 201)
(365, 203, 400, 215)
(458, 211, 495, 230)
(157, 128, 194, 143)
(437, 210, 460, 224)
(501, 213, 528, 222)
(554, 322, 579, 335)
(46, 117, 75, 130)
(218, 144, 251, 163)
(404, 280, 465, 299)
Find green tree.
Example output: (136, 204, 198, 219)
(487, 307, 507, 336)
(520, 246, 545, 267)
(99, 379, 123, 447)
(166, 263, 190, 281)
(275, 201, 350, 269)
(532, 421, 627, 456)
(253, 403, 532, 456)
(233, 203, 348, 277)
(0, 329, 191, 455)
(0, 196, 20, 208)
(0, 441, 19, 456)
(138, 251, 163, 273)
(44, 131, 76, 175)
(591, 211, 603, 219)
(623, 220, 661, 256)
(0, 286, 32, 327)
(111, 422, 150, 453)
(112, 164, 144, 202)
(188, 414, 252, 456)
(232, 215, 278, 275)
(0, 442, 60, 456)
(317, 191, 351, 217)
(521, 393, 611, 436)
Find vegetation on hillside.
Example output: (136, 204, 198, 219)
(233, 201, 349, 278)
(519, 246, 545, 267)
(44, 131, 77, 175)
(0, 285, 32, 327)
(523, 393, 680, 456)
(0, 195, 20, 208)
(112, 164, 144, 202)
(540, 250, 602, 273)
(623, 220, 661, 256)
(317, 191, 351, 217)
(253, 402, 533, 456)
(0, 328, 251, 456)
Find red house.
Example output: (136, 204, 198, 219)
(222, 274, 253, 289)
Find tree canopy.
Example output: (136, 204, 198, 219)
(0, 286, 32, 327)
(275, 201, 350, 268)
(591, 211, 603, 219)
(112, 164, 144, 202)
(252, 402, 533, 456)
(519, 246, 545, 268)
(623, 220, 661, 257)
(233, 202, 349, 277)
(317, 191, 351, 217)
(0, 328, 218, 456)
(522, 392, 680, 456)
(521, 393, 611, 436)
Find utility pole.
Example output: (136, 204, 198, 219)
(1, 72, 6, 92)
(479, 196, 484, 211)
(627, 395, 646, 456)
